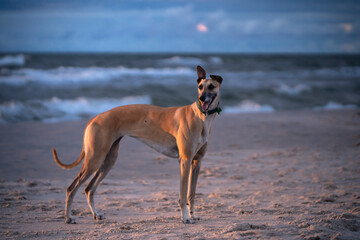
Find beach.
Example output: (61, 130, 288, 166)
(0, 109, 359, 239)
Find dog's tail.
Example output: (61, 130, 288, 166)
(52, 147, 85, 169)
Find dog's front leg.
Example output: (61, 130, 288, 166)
(177, 133, 195, 224)
(188, 159, 201, 221)
(179, 157, 193, 224)
(188, 143, 207, 221)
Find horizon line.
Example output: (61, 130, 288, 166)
(1, 51, 360, 55)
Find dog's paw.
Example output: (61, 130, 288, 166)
(182, 217, 195, 224)
(191, 215, 200, 221)
(190, 210, 200, 221)
(94, 213, 105, 220)
(66, 217, 76, 224)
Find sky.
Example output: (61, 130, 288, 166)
(0, 0, 359, 53)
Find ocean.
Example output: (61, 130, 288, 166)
(0, 53, 359, 123)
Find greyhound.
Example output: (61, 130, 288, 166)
(52, 65, 222, 224)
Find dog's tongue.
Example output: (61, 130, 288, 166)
(202, 101, 210, 111)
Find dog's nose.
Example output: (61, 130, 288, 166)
(199, 95, 206, 101)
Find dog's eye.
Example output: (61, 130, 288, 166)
(198, 85, 203, 90)
(208, 84, 215, 90)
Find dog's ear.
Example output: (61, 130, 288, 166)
(210, 74, 223, 84)
(197, 65, 206, 84)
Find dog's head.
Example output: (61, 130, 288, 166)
(196, 65, 222, 112)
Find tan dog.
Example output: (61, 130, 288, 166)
(52, 65, 222, 224)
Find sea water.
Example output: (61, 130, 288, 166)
(0, 53, 359, 123)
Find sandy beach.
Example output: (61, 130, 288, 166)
(0, 109, 359, 239)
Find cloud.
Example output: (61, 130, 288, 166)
(0, 1, 359, 53)
(196, 23, 208, 33)
(340, 23, 353, 33)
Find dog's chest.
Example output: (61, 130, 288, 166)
(199, 117, 213, 146)
(200, 126, 210, 143)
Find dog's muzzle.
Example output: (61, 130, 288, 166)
(198, 94, 216, 112)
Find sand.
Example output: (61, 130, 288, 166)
(0, 110, 359, 239)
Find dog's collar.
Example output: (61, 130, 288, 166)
(196, 99, 222, 116)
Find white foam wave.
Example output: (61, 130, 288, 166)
(0, 95, 151, 123)
(2, 65, 357, 88)
(223, 100, 275, 114)
(0, 66, 194, 86)
(301, 66, 360, 78)
(0, 54, 26, 67)
(158, 56, 205, 66)
(274, 84, 311, 96)
(313, 101, 357, 111)
(209, 56, 223, 64)
(157, 56, 223, 66)
(226, 66, 360, 85)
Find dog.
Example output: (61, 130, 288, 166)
(52, 65, 223, 224)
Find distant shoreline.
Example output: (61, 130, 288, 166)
(2, 52, 360, 56)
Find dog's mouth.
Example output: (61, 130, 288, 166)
(200, 96, 215, 112)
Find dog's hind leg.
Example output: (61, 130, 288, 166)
(84, 138, 121, 220)
(188, 143, 207, 221)
(65, 163, 97, 224)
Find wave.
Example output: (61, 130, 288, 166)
(157, 56, 223, 66)
(1, 64, 358, 88)
(223, 100, 275, 114)
(313, 101, 358, 111)
(227, 66, 360, 80)
(0, 66, 195, 86)
(273, 84, 311, 96)
(158, 56, 205, 66)
(0, 95, 151, 123)
(0, 54, 26, 67)
(209, 56, 223, 64)
(306, 66, 360, 78)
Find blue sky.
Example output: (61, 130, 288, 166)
(0, 0, 359, 53)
